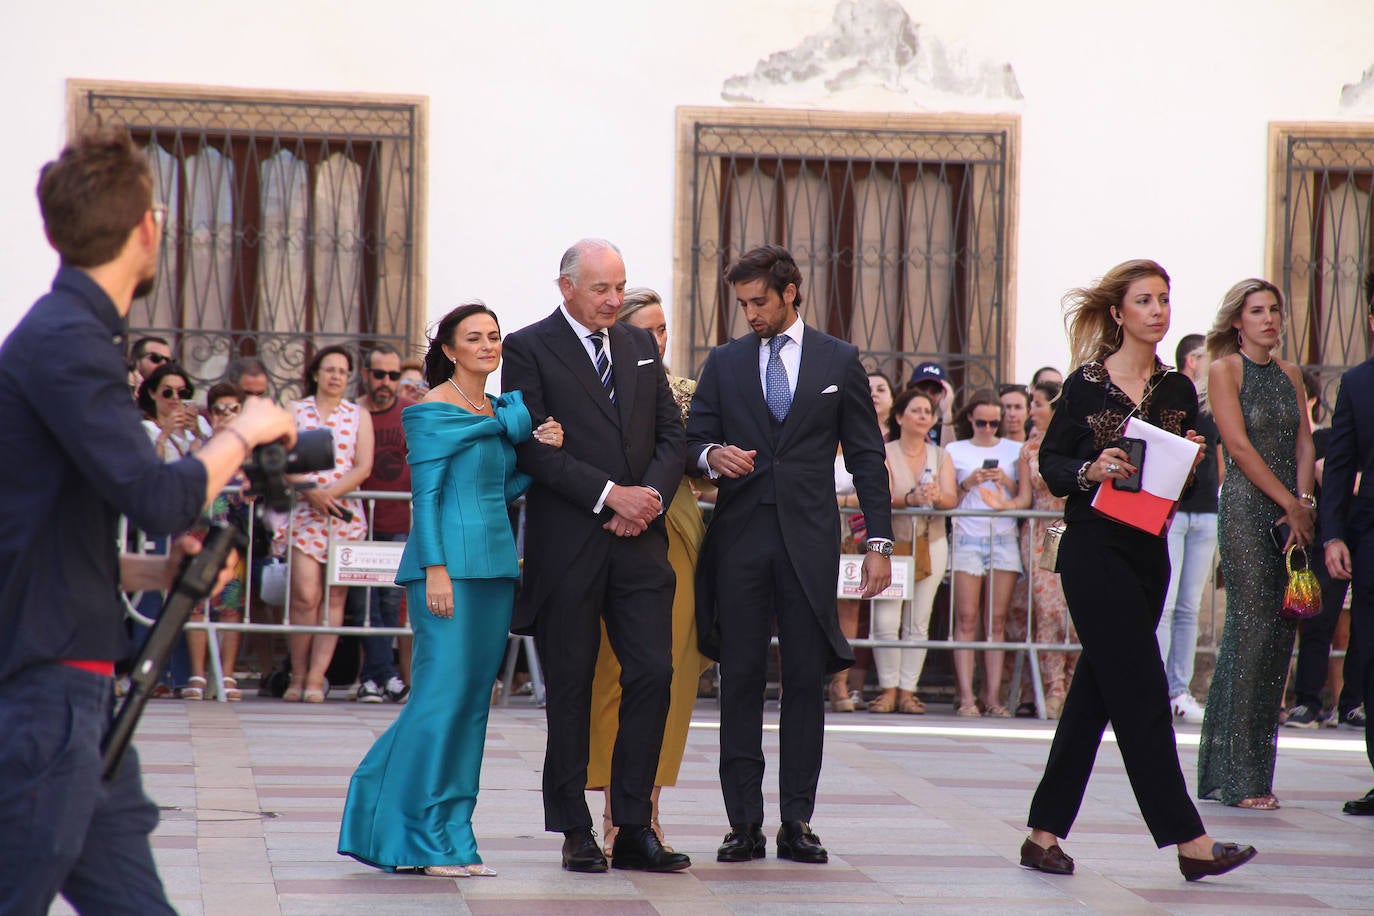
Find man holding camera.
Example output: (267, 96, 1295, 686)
(0, 128, 296, 914)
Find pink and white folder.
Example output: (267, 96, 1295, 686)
(1090, 416, 1200, 536)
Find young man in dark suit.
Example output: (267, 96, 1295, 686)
(1323, 270, 1374, 815)
(686, 244, 893, 864)
(502, 239, 689, 872)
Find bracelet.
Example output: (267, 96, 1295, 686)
(1075, 460, 1093, 492)
(219, 426, 252, 461)
(1298, 492, 1316, 508)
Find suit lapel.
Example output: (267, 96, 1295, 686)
(733, 335, 772, 443)
(537, 310, 618, 426)
(608, 324, 638, 430)
(777, 327, 832, 449)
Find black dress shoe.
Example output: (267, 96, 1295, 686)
(717, 824, 766, 862)
(776, 820, 828, 863)
(1019, 837, 1073, 875)
(561, 827, 608, 873)
(1343, 789, 1374, 815)
(610, 824, 691, 872)
(1178, 841, 1257, 881)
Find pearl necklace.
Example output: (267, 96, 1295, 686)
(448, 377, 488, 413)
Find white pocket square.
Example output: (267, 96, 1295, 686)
(637, 358, 654, 366)
(820, 384, 839, 394)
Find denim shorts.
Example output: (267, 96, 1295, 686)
(950, 532, 1022, 575)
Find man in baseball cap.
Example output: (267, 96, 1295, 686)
(907, 361, 955, 445)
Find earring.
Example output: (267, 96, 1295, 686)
(1236, 329, 1243, 348)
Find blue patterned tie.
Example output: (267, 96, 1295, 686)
(589, 332, 615, 403)
(765, 334, 791, 422)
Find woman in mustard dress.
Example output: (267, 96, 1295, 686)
(586, 288, 708, 851)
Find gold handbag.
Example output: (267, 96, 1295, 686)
(1039, 520, 1066, 572)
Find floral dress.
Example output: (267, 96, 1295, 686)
(1006, 431, 1077, 704)
(273, 397, 368, 562)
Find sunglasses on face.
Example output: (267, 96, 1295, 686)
(972, 418, 999, 429)
(144, 353, 170, 366)
(160, 387, 193, 400)
(370, 369, 402, 381)
(210, 402, 241, 416)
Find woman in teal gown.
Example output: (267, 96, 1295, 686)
(339, 303, 564, 877)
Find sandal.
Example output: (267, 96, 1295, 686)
(985, 705, 1012, 718)
(1236, 796, 1280, 810)
(955, 703, 982, 717)
(181, 676, 207, 701)
(650, 816, 674, 852)
(222, 677, 242, 702)
(897, 694, 925, 715)
(303, 688, 326, 703)
(868, 691, 897, 714)
(283, 677, 304, 702)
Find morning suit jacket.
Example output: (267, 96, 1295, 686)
(502, 308, 686, 633)
(1320, 356, 1374, 544)
(685, 324, 893, 672)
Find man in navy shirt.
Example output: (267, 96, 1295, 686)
(0, 128, 296, 914)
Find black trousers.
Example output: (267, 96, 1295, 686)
(1293, 554, 1360, 713)
(1346, 504, 1374, 772)
(714, 506, 832, 826)
(535, 530, 674, 832)
(1028, 520, 1206, 847)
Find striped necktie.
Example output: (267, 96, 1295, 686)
(589, 332, 615, 403)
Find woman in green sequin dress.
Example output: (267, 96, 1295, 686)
(1197, 279, 1315, 809)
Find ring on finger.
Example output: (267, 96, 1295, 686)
(1106, 462, 1119, 473)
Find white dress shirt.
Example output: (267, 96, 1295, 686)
(758, 313, 804, 399)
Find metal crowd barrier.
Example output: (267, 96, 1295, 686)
(123, 489, 1289, 714)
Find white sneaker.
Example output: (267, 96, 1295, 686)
(1171, 692, 1205, 724)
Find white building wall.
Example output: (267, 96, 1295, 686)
(2, 0, 1372, 378)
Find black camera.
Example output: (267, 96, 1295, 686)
(240, 427, 336, 512)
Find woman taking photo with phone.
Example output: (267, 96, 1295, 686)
(1021, 259, 1256, 882)
(946, 390, 1025, 717)
(1196, 279, 1314, 809)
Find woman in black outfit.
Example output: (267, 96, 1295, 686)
(1020, 259, 1257, 882)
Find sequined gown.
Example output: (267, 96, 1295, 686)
(1197, 355, 1300, 805)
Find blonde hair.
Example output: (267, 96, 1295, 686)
(1204, 278, 1283, 361)
(618, 287, 662, 322)
(1063, 259, 1171, 369)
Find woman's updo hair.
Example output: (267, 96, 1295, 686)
(1032, 379, 1062, 406)
(424, 301, 501, 390)
(618, 287, 662, 323)
(886, 387, 934, 442)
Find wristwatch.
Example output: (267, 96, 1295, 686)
(866, 538, 895, 557)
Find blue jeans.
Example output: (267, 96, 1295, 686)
(1156, 511, 1217, 698)
(359, 532, 406, 685)
(0, 665, 173, 915)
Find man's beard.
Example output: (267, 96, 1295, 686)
(370, 387, 395, 409)
(132, 273, 157, 301)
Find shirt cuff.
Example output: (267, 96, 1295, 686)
(647, 487, 665, 516)
(593, 480, 614, 514)
(699, 445, 722, 479)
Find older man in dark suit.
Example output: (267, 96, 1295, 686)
(502, 239, 688, 873)
(687, 244, 893, 864)
(1323, 270, 1374, 815)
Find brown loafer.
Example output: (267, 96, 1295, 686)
(1019, 837, 1073, 875)
(1178, 842, 1256, 881)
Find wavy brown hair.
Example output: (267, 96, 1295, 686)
(1063, 259, 1171, 369)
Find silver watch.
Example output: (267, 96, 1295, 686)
(866, 538, 895, 557)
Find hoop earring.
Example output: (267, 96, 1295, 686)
(1236, 329, 1243, 348)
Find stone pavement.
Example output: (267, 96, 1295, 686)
(52, 696, 1374, 915)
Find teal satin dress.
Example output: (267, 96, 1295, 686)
(338, 394, 531, 870)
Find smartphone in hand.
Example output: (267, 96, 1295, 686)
(1269, 521, 1292, 553)
(1112, 437, 1146, 493)
(981, 458, 1000, 470)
